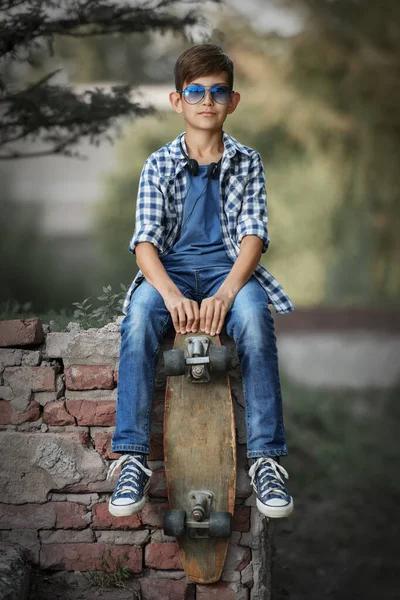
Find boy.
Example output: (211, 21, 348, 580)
(108, 44, 295, 519)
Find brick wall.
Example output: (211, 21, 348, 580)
(0, 318, 270, 600)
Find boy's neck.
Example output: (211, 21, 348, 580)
(184, 127, 224, 164)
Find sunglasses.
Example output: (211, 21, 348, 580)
(177, 84, 234, 105)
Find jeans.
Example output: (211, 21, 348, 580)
(111, 266, 287, 458)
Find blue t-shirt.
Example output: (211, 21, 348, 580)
(161, 164, 234, 269)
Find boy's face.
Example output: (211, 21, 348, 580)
(169, 71, 240, 133)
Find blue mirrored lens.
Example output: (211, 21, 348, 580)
(210, 86, 232, 104)
(183, 86, 205, 104)
(182, 85, 232, 104)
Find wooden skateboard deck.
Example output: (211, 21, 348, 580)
(163, 333, 236, 584)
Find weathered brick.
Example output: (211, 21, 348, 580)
(43, 401, 75, 426)
(65, 389, 116, 401)
(197, 581, 248, 599)
(21, 351, 41, 366)
(113, 370, 118, 384)
(140, 578, 195, 600)
(40, 542, 142, 572)
(0, 503, 56, 530)
(65, 365, 114, 391)
(0, 318, 43, 348)
(0, 529, 40, 563)
(148, 467, 167, 499)
(152, 391, 165, 424)
(145, 542, 182, 570)
(34, 391, 58, 406)
(91, 502, 141, 530)
(236, 467, 252, 499)
(223, 544, 251, 575)
(0, 387, 12, 401)
(48, 493, 98, 506)
(53, 429, 90, 447)
(95, 530, 150, 546)
(0, 400, 40, 425)
(66, 400, 115, 426)
(91, 428, 119, 459)
(0, 349, 22, 367)
(232, 505, 251, 532)
(40, 529, 94, 544)
(54, 502, 88, 529)
(149, 425, 163, 461)
(141, 502, 168, 528)
(3, 366, 56, 392)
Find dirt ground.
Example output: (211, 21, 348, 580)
(272, 381, 400, 600)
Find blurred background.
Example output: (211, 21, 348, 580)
(2, 0, 399, 318)
(1, 1, 399, 598)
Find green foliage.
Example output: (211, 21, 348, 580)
(72, 283, 128, 329)
(0, 283, 128, 331)
(85, 548, 132, 589)
(0, 0, 217, 159)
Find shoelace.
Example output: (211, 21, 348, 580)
(107, 455, 152, 498)
(248, 457, 289, 499)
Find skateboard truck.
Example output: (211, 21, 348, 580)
(164, 335, 232, 383)
(164, 491, 232, 540)
(187, 337, 211, 383)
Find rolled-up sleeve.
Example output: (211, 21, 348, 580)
(236, 151, 270, 253)
(129, 158, 166, 255)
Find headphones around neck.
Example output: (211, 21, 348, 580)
(179, 137, 221, 180)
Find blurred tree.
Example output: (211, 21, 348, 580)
(278, 0, 400, 303)
(0, 0, 220, 160)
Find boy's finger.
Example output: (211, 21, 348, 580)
(185, 303, 195, 331)
(210, 306, 221, 336)
(177, 306, 186, 333)
(191, 302, 200, 332)
(171, 308, 180, 333)
(204, 304, 214, 334)
(199, 302, 207, 331)
(216, 311, 226, 335)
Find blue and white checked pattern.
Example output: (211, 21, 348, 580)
(122, 131, 295, 315)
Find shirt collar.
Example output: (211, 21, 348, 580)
(168, 130, 251, 163)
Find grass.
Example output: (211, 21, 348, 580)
(280, 372, 400, 498)
(85, 549, 132, 589)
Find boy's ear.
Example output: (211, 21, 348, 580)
(226, 91, 241, 115)
(169, 91, 183, 114)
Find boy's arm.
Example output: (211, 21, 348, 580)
(199, 235, 263, 335)
(130, 158, 200, 334)
(135, 242, 200, 334)
(200, 151, 269, 335)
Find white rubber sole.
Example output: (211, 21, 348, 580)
(108, 494, 147, 517)
(256, 496, 294, 519)
(108, 480, 151, 517)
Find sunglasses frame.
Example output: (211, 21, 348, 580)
(176, 84, 234, 105)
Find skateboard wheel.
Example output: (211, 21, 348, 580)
(164, 509, 186, 537)
(209, 511, 232, 538)
(209, 346, 231, 373)
(164, 350, 186, 376)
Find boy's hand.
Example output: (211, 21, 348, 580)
(200, 293, 234, 336)
(164, 293, 200, 334)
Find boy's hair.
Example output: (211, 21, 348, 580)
(174, 44, 234, 91)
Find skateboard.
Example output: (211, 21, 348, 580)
(163, 333, 237, 584)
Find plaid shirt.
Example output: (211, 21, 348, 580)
(122, 131, 295, 315)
